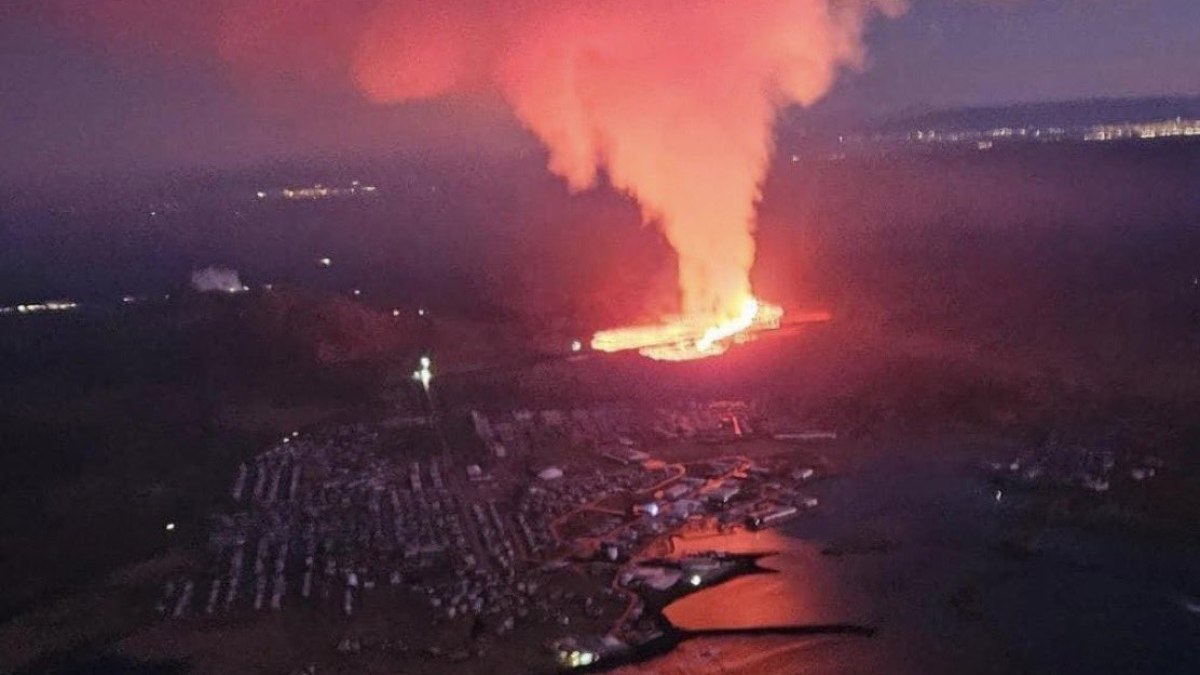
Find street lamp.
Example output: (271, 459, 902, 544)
(412, 356, 433, 392)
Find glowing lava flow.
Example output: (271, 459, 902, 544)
(591, 297, 784, 362)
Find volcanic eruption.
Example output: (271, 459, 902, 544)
(353, 0, 904, 360)
(49, 0, 903, 360)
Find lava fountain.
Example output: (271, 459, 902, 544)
(591, 297, 784, 361)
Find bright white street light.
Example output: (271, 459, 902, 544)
(413, 356, 433, 392)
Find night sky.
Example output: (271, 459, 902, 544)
(1, 1, 1197, 186)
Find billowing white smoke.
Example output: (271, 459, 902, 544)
(190, 266, 248, 293)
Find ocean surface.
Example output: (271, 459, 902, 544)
(617, 443, 1200, 675)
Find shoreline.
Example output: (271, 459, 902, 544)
(575, 544, 875, 673)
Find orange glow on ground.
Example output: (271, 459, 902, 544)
(591, 297, 784, 362)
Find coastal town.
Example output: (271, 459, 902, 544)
(153, 401, 832, 671)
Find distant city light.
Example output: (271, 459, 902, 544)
(352, 289, 362, 297)
(1083, 118, 1200, 142)
(839, 117, 1200, 150)
(165, 522, 176, 532)
(318, 257, 332, 268)
(3, 300, 79, 316)
(689, 574, 702, 586)
(257, 182, 379, 201)
(418, 308, 427, 317)
(571, 340, 583, 352)
(392, 309, 401, 317)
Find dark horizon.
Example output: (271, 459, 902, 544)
(4, 93, 1199, 208)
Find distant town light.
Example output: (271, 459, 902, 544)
(418, 308, 426, 317)
(165, 522, 176, 532)
(392, 309, 401, 317)
(271, 182, 377, 200)
(689, 574, 702, 586)
(318, 257, 332, 267)
(352, 289, 362, 297)
(256, 191, 266, 199)
(571, 340, 583, 353)
(565, 650, 597, 668)
(8, 300, 78, 316)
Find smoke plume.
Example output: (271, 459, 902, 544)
(352, 0, 904, 320)
(191, 266, 247, 293)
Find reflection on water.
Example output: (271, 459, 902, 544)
(665, 530, 872, 631)
(617, 445, 1200, 675)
